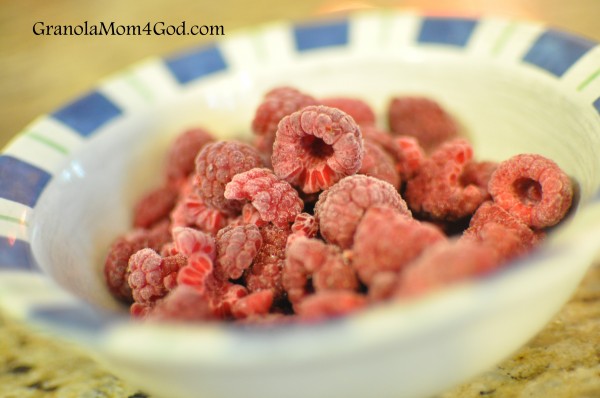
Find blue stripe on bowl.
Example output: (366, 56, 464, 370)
(31, 304, 119, 333)
(594, 97, 600, 113)
(523, 29, 597, 77)
(164, 44, 228, 85)
(0, 238, 37, 272)
(417, 17, 478, 47)
(294, 19, 349, 51)
(0, 155, 51, 207)
(52, 91, 122, 137)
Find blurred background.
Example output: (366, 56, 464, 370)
(1, 0, 600, 149)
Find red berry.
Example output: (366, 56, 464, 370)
(392, 136, 426, 181)
(133, 185, 179, 229)
(320, 97, 376, 125)
(165, 127, 215, 186)
(295, 290, 367, 321)
(224, 168, 304, 228)
(387, 96, 459, 152)
(127, 249, 185, 305)
(231, 290, 274, 319)
(215, 224, 263, 280)
(194, 141, 265, 215)
(352, 206, 446, 285)
(272, 105, 364, 194)
(404, 139, 488, 220)
(315, 175, 411, 249)
(291, 212, 318, 237)
(146, 285, 216, 322)
(488, 154, 573, 228)
(358, 141, 400, 189)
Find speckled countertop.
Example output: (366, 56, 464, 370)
(1, 265, 599, 398)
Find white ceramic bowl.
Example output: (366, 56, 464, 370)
(1, 10, 600, 398)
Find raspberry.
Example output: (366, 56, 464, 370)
(209, 281, 249, 319)
(394, 240, 499, 298)
(295, 290, 367, 321)
(392, 136, 425, 181)
(461, 222, 531, 263)
(103, 221, 173, 302)
(314, 175, 411, 248)
(368, 271, 398, 302)
(165, 127, 215, 186)
(244, 224, 290, 299)
(172, 227, 216, 260)
(194, 141, 265, 215)
(132, 185, 179, 229)
(240, 203, 269, 227)
(224, 168, 304, 228)
(319, 97, 376, 125)
(291, 212, 318, 238)
(231, 290, 274, 319)
(461, 161, 498, 192)
(352, 207, 446, 285)
(488, 154, 573, 228)
(127, 248, 186, 305)
(170, 177, 229, 235)
(358, 141, 400, 189)
(272, 105, 364, 194)
(146, 285, 215, 322)
(361, 124, 397, 156)
(282, 237, 358, 305)
(252, 87, 318, 137)
(176, 253, 214, 294)
(462, 201, 544, 257)
(404, 139, 488, 220)
(387, 96, 459, 152)
(215, 224, 263, 280)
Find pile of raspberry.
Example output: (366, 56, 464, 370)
(103, 87, 574, 324)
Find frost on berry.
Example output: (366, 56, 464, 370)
(394, 240, 500, 298)
(272, 105, 364, 194)
(146, 285, 216, 322)
(133, 185, 179, 229)
(315, 175, 411, 249)
(127, 248, 186, 305)
(352, 207, 446, 285)
(215, 224, 263, 280)
(244, 224, 290, 299)
(387, 96, 459, 152)
(291, 212, 318, 237)
(461, 161, 498, 192)
(252, 87, 318, 137)
(194, 141, 265, 215)
(282, 236, 358, 306)
(392, 136, 425, 181)
(104, 221, 173, 302)
(224, 168, 304, 228)
(172, 227, 216, 260)
(404, 139, 488, 221)
(461, 201, 544, 261)
(165, 127, 215, 186)
(176, 253, 214, 294)
(295, 290, 367, 321)
(320, 97, 376, 126)
(358, 141, 400, 189)
(488, 154, 573, 228)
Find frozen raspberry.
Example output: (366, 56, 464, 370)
(252, 134, 276, 168)
(128, 249, 186, 305)
(361, 124, 397, 155)
(320, 97, 376, 126)
(104, 221, 173, 302)
(488, 154, 573, 228)
(404, 139, 488, 220)
(215, 224, 263, 280)
(130, 302, 153, 318)
(244, 224, 290, 299)
(231, 290, 274, 319)
(291, 212, 318, 238)
(462, 201, 544, 255)
(368, 272, 399, 302)
(394, 240, 500, 298)
(315, 175, 411, 248)
(387, 96, 459, 152)
(461, 161, 498, 192)
(170, 177, 228, 235)
(272, 105, 364, 194)
(209, 281, 249, 319)
(352, 207, 446, 285)
(176, 253, 214, 294)
(296, 290, 367, 321)
(133, 185, 179, 229)
(165, 127, 215, 186)
(194, 141, 265, 215)
(393, 136, 425, 181)
(146, 285, 215, 322)
(252, 87, 318, 137)
(224, 168, 304, 228)
(172, 227, 216, 260)
(282, 237, 358, 305)
(461, 222, 530, 263)
(358, 141, 400, 188)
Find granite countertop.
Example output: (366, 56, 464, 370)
(1, 264, 599, 398)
